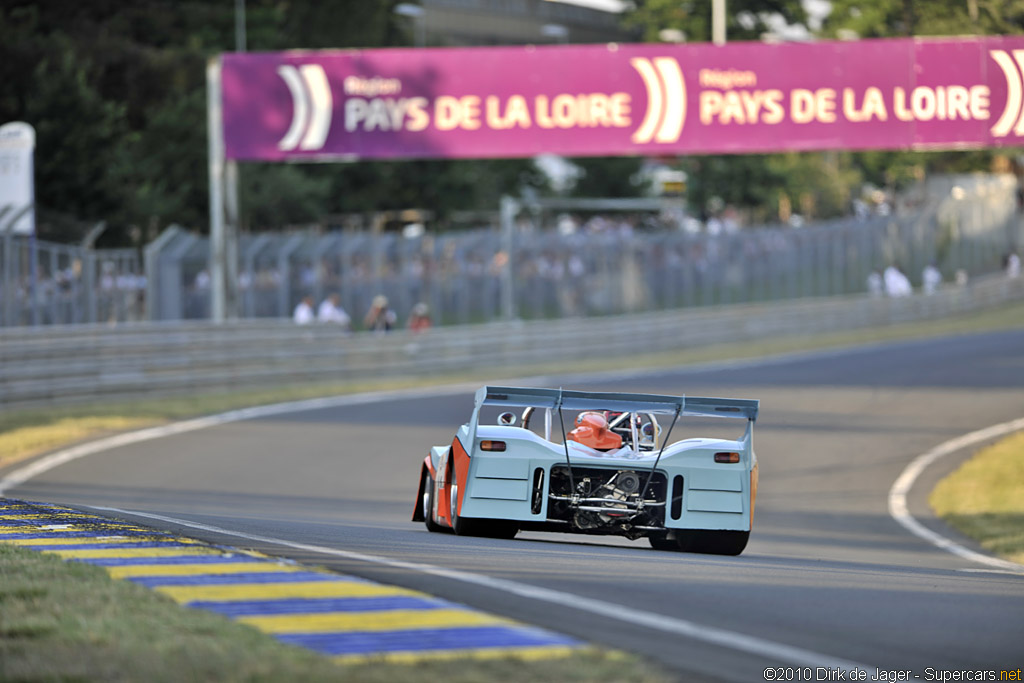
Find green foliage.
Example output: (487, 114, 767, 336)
(623, 0, 808, 43)
(852, 151, 923, 192)
(685, 156, 783, 219)
(6, 0, 1020, 242)
(241, 164, 333, 230)
(823, 0, 1024, 38)
(119, 88, 210, 233)
(567, 156, 651, 198)
(0, 13, 127, 241)
(0, 0, 547, 244)
(318, 158, 550, 218)
(681, 153, 860, 222)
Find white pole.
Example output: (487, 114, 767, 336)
(500, 196, 517, 320)
(235, 0, 247, 52)
(225, 160, 240, 319)
(207, 57, 226, 323)
(224, 0, 245, 320)
(712, 0, 726, 46)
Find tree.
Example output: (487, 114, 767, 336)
(0, 27, 128, 241)
(240, 164, 332, 230)
(1, 0, 551, 244)
(623, 0, 809, 43)
(567, 156, 651, 198)
(823, 0, 1024, 38)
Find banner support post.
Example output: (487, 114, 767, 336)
(499, 196, 518, 321)
(224, 159, 239, 319)
(207, 56, 227, 323)
(712, 0, 726, 45)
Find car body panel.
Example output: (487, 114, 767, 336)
(413, 386, 760, 547)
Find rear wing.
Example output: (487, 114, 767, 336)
(470, 385, 758, 460)
(475, 386, 758, 421)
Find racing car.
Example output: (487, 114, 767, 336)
(412, 386, 760, 555)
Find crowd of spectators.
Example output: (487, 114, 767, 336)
(292, 291, 430, 333)
(0, 256, 145, 326)
(217, 207, 1019, 329)
(10, 183, 1018, 328)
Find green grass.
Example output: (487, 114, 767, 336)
(0, 543, 666, 682)
(929, 432, 1024, 565)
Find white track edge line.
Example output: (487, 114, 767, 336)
(87, 505, 873, 674)
(888, 416, 1024, 574)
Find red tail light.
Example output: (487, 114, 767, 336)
(714, 452, 740, 464)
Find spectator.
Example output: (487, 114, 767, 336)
(866, 269, 884, 298)
(364, 294, 397, 333)
(193, 269, 210, 291)
(317, 293, 350, 329)
(921, 263, 942, 295)
(1005, 251, 1021, 279)
(407, 302, 432, 333)
(293, 295, 314, 324)
(884, 264, 912, 298)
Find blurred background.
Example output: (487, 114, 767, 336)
(2, 0, 1023, 328)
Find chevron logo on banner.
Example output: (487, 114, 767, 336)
(277, 64, 334, 151)
(630, 57, 687, 144)
(989, 49, 1024, 138)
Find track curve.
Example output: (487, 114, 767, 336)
(6, 330, 1024, 681)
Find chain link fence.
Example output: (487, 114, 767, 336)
(3, 174, 1020, 329)
(146, 174, 1022, 329)
(0, 233, 143, 327)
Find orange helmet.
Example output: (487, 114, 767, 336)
(567, 411, 623, 451)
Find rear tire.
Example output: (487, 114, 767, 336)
(449, 482, 475, 535)
(479, 521, 519, 540)
(422, 473, 444, 533)
(674, 529, 749, 556)
(648, 532, 677, 551)
(450, 482, 518, 539)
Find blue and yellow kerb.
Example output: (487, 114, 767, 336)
(0, 499, 582, 664)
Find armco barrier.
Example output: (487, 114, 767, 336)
(1, 274, 1022, 410)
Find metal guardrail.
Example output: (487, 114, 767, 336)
(1, 273, 1021, 410)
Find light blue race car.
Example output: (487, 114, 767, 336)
(413, 386, 760, 555)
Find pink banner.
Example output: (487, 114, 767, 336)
(220, 37, 1024, 161)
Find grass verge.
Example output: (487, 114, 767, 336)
(0, 543, 665, 682)
(929, 432, 1024, 565)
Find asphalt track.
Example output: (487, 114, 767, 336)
(6, 329, 1024, 681)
